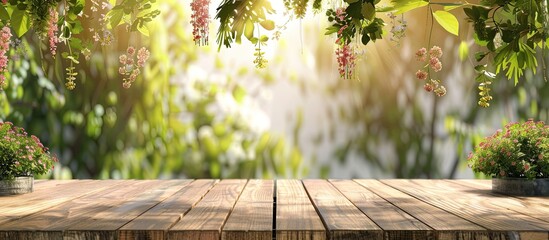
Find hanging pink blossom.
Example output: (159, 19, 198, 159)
(429, 45, 443, 58)
(48, 8, 59, 57)
(429, 57, 442, 72)
(137, 47, 150, 67)
(0, 26, 11, 88)
(415, 47, 426, 61)
(415, 70, 428, 81)
(119, 46, 150, 88)
(190, 0, 210, 46)
(335, 43, 356, 80)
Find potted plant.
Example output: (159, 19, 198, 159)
(0, 122, 57, 196)
(468, 119, 549, 196)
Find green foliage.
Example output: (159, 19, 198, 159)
(325, 0, 385, 46)
(464, 0, 549, 106)
(107, 0, 160, 34)
(215, 0, 275, 49)
(385, 0, 428, 15)
(0, 0, 306, 179)
(468, 120, 549, 179)
(432, 10, 459, 36)
(0, 122, 56, 180)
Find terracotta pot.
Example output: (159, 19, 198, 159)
(0, 176, 34, 196)
(492, 177, 549, 196)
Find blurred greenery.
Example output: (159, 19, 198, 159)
(1, 0, 548, 180)
(0, 0, 306, 179)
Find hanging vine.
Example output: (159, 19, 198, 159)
(0, 0, 547, 108)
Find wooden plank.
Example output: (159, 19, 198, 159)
(119, 179, 217, 240)
(451, 179, 549, 207)
(276, 179, 325, 240)
(443, 180, 549, 228)
(330, 179, 432, 239)
(0, 180, 105, 225)
(355, 179, 488, 240)
(222, 180, 273, 240)
(0, 180, 133, 239)
(382, 179, 549, 239)
(302, 179, 382, 240)
(168, 179, 247, 240)
(63, 180, 190, 240)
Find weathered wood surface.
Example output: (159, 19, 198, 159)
(0, 179, 548, 240)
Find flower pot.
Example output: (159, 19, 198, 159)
(492, 177, 549, 196)
(0, 176, 34, 196)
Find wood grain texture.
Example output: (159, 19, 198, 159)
(0, 180, 104, 225)
(119, 179, 216, 240)
(1, 180, 549, 240)
(446, 180, 549, 220)
(355, 179, 487, 240)
(382, 179, 549, 238)
(276, 179, 325, 240)
(302, 179, 382, 240)
(168, 179, 247, 240)
(64, 180, 190, 240)
(330, 179, 432, 239)
(222, 180, 273, 240)
(0, 180, 129, 239)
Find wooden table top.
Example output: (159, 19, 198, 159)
(0, 179, 548, 240)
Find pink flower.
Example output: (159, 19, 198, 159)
(119, 46, 149, 88)
(423, 83, 433, 92)
(137, 47, 150, 67)
(0, 26, 11, 88)
(415, 47, 427, 61)
(524, 164, 530, 171)
(119, 54, 127, 64)
(127, 46, 135, 56)
(429, 45, 443, 58)
(415, 70, 428, 81)
(335, 43, 356, 79)
(48, 8, 59, 57)
(336, 7, 346, 21)
(430, 57, 442, 72)
(190, 0, 211, 45)
(434, 85, 446, 97)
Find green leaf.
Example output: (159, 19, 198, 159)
(137, 23, 149, 36)
(324, 26, 339, 35)
(0, 5, 9, 20)
(71, 22, 84, 35)
(244, 20, 254, 40)
(250, 37, 259, 44)
(433, 10, 459, 36)
(442, 3, 464, 11)
(107, 9, 124, 29)
(361, 2, 375, 20)
(259, 20, 275, 31)
(458, 41, 469, 61)
(390, 0, 428, 14)
(10, 9, 30, 37)
(361, 31, 370, 45)
(474, 51, 487, 62)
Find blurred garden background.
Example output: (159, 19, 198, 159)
(1, 0, 548, 179)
